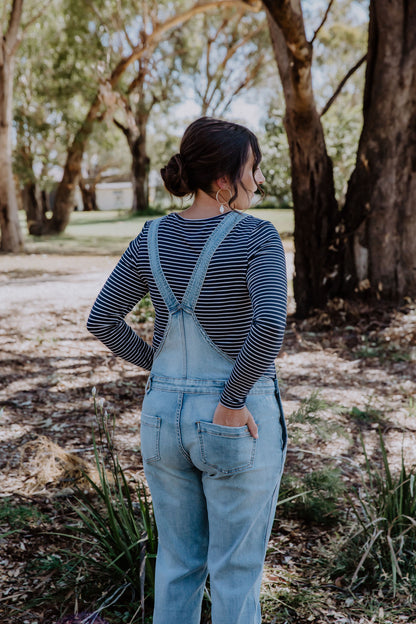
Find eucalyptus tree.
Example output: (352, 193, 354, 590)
(11, 0, 118, 233)
(46, 0, 261, 232)
(113, 28, 187, 213)
(261, 1, 365, 209)
(340, 0, 416, 302)
(260, 0, 364, 315)
(113, 4, 272, 213)
(182, 7, 273, 117)
(0, 0, 45, 251)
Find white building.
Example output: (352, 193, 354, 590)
(95, 182, 133, 211)
(73, 181, 133, 211)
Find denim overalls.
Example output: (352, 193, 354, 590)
(140, 211, 287, 624)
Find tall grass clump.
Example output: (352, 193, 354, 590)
(71, 395, 158, 619)
(335, 430, 416, 596)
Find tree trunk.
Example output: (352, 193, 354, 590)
(79, 179, 98, 211)
(264, 2, 339, 316)
(0, 54, 24, 252)
(131, 118, 150, 213)
(48, 100, 101, 233)
(340, 0, 416, 301)
(22, 180, 47, 235)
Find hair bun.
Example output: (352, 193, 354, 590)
(160, 153, 191, 197)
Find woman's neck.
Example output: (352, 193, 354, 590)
(180, 189, 231, 220)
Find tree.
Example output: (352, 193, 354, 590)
(12, 0, 113, 233)
(262, 0, 340, 316)
(113, 31, 186, 213)
(47, 0, 260, 233)
(264, 0, 415, 314)
(113, 5, 271, 213)
(0, 0, 25, 252)
(185, 8, 272, 117)
(339, 0, 416, 301)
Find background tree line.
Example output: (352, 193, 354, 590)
(1, 0, 415, 317)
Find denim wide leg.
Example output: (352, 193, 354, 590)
(140, 212, 287, 624)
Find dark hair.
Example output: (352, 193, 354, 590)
(160, 117, 262, 206)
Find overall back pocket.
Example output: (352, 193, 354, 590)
(197, 421, 256, 475)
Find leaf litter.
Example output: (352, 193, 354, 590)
(0, 255, 415, 623)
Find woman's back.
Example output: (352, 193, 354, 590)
(88, 211, 287, 408)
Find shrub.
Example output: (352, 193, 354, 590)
(334, 430, 416, 596)
(278, 467, 345, 525)
(70, 398, 158, 619)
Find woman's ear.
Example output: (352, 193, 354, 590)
(215, 176, 230, 190)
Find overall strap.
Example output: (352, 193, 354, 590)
(147, 216, 181, 313)
(181, 211, 247, 312)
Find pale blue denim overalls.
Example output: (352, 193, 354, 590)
(140, 211, 287, 624)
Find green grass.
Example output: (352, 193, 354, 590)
(0, 497, 48, 534)
(333, 430, 416, 596)
(279, 467, 345, 525)
(21, 207, 294, 256)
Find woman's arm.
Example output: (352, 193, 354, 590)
(87, 231, 155, 371)
(220, 221, 287, 409)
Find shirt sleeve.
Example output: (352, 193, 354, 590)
(220, 221, 287, 409)
(86, 226, 155, 371)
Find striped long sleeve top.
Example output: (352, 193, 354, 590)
(87, 211, 287, 409)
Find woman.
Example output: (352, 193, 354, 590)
(87, 117, 287, 624)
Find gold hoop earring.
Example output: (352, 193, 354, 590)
(216, 188, 232, 214)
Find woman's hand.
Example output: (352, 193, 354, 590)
(213, 403, 258, 439)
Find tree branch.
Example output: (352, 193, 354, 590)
(108, 0, 260, 88)
(5, 0, 24, 49)
(310, 0, 334, 45)
(262, 0, 310, 65)
(21, 0, 54, 37)
(320, 54, 367, 117)
(113, 117, 129, 136)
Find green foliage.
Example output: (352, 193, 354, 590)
(131, 294, 155, 323)
(355, 338, 411, 362)
(288, 390, 330, 424)
(71, 397, 158, 617)
(321, 105, 363, 201)
(179, 8, 274, 117)
(260, 110, 292, 209)
(0, 497, 47, 531)
(349, 401, 385, 426)
(287, 390, 347, 444)
(279, 467, 345, 525)
(335, 431, 416, 596)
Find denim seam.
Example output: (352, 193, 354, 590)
(141, 414, 161, 463)
(179, 311, 187, 378)
(148, 382, 275, 395)
(152, 314, 173, 360)
(189, 311, 236, 364)
(175, 392, 192, 464)
(262, 480, 281, 551)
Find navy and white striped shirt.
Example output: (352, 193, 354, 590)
(87, 211, 287, 408)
